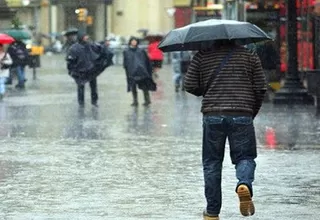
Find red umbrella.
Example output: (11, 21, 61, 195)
(0, 33, 15, 44)
(145, 32, 165, 42)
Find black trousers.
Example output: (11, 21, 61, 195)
(77, 78, 98, 105)
(131, 82, 150, 104)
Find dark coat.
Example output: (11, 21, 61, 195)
(66, 42, 113, 85)
(7, 41, 29, 67)
(256, 42, 280, 70)
(123, 47, 156, 92)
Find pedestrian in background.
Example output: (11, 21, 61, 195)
(184, 39, 266, 220)
(0, 44, 13, 100)
(7, 40, 29, 89)
(66, 32, 99, 107)
(172, 51, 191, 92)
(63, 34, 77, 53)
(123, 37, 156, 107)
(147, 39, 163, 79)
(256, 41, 280, 101)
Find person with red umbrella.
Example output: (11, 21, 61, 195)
(0, 33, 15, 44)
(0, 43, 13, 100)
(147, 35, 164, 79)
(0, 33, 14, 100)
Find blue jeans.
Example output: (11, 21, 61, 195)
(0, 77, 6, 94)
(16, 66, 25, 86)
(202, 115, 257, 215)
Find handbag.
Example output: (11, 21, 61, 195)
(0, 53, 11, 70)
(193, 49, 235, 97)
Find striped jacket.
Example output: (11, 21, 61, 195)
(184, 45, 266, 117)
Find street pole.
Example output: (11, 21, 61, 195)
(104, 0, 108, 39)
(48, 0, 52, 45)
(273, 0, 314, 105)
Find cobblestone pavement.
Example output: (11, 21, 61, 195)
(0, 55, 319, 220)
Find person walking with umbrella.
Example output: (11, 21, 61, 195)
(185, 40, 266, 219)
(0, 44, 13, 100)
(7, 40, 29, 89)
(159, 19, 270, 220)
(123, 37, 156, 107)
(147, 35, 164, 79)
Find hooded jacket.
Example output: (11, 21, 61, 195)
(66, 33, 113, 84)
(123, 37, 156, 92)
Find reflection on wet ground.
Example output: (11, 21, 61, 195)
(0, 56, 319, 219)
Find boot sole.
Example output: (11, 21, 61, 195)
(203, 217, 219, 220)
(237, 185, 255, 216)
(203, 215, 219, 220)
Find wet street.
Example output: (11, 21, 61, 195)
(0, 55, 319, 220)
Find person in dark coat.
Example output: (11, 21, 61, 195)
(256, 41, 280, 101)
(66, 32, 100, 107)
(7, 40, 29, 89)
(63, 34, 77, 53)
(123, 37, 156, 107)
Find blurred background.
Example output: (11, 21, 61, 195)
(0, 0, 319, 90)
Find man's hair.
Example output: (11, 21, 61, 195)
(128, 36, 139, 46)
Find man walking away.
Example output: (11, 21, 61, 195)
(184, 40, 266, 220)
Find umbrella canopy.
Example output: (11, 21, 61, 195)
(4, 29, 32, 40)
(145, 32, 165, 42)
(158, 19, 272, 52)
(62, 28, 78, 36)
(0, 33, 15, 44)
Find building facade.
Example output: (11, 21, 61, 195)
(4, 0, 175, 44)
(172, 0, 224, 28)
(110, 0, 174, 37)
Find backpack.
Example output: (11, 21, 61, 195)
(15, 48, 28, 61)
(180, 51, 191, 73)
(9, 44, 29, 66)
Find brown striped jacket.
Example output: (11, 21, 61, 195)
(184, 45, 266, 117)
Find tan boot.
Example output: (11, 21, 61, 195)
(203, 211, 219, 220)
(203, 216, 219, 220)
(237, 184, 255, 216)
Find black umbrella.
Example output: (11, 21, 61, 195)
(62, 28, 78, 36)
(158, 19, 272, 52)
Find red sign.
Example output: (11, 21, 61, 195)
(174, 7, 192, 28)
(279, 22, 314, 72)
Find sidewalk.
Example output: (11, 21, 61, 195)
(0, 54, 318, 220)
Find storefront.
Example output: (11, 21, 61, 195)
(173, 0, 193, 28)
(279, 0, 316, 72)
(313, 0, 320, 68)
(222, 0, 246, 21)
(172, 0, 224, 27)
(246, 0, 318, 73)
(191, 0, 223, 22)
